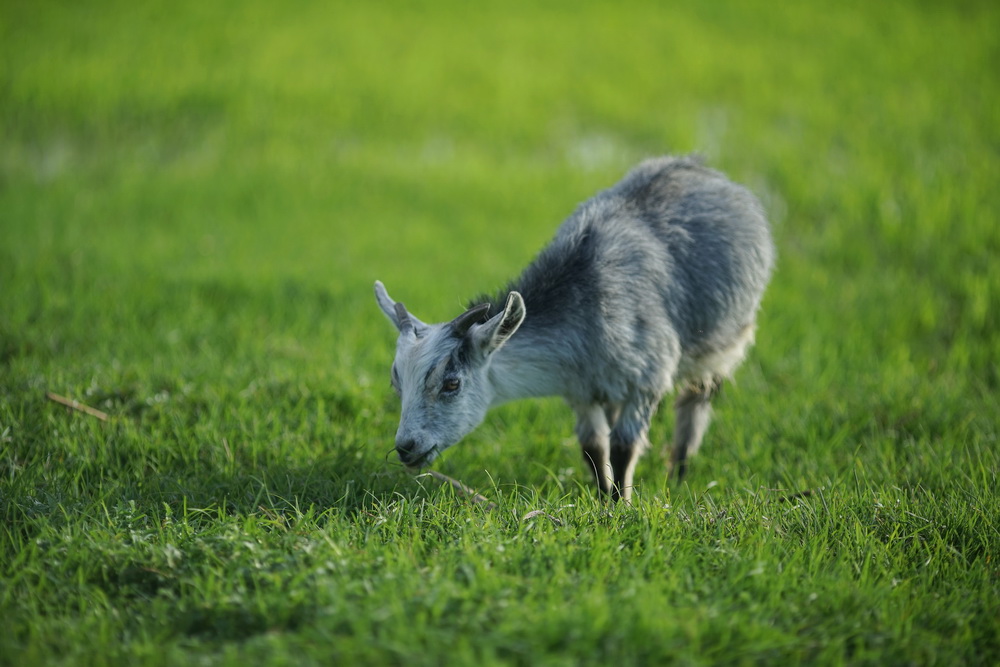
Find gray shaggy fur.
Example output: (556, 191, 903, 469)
(375, 156, 774, 501)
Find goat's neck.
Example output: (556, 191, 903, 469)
(487, 333, 566, 406)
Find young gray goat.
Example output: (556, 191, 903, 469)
(375, 156, 774, 501)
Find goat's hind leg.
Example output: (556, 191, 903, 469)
(670, 378, 720, 481)
(574, 404, 612, 496)
(671, 324, 756, 480)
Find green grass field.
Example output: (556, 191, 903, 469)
(2, 0, 998, 664)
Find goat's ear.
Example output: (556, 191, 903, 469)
(374, 280, 428, 334)
(374, 280, 401, 327)
(472, 291, 525, 355)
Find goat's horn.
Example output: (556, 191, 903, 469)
(450, 303, 491, 337)
(394, 302, 414, 335)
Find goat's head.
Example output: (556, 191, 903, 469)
(374, 280, 525, 468)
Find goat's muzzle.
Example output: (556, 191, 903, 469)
(395, 438, 426, 468)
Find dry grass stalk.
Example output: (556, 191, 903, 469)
(427, 469, 498, 510)
(45, 392, 110, 422)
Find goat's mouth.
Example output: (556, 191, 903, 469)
(399, 446, 439, 469)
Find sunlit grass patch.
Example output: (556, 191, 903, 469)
(2, 0, 998, 664)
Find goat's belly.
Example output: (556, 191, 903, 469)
(676, 323, 756, 385)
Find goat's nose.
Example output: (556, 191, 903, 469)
(396, 438, 419, 465)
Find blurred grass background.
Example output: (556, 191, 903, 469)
(2, 0, 999, 664)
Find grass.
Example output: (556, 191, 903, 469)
(2, 0, 999, 664)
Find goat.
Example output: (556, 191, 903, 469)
(374, 156, 774, 501)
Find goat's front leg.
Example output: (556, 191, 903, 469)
(609, 398, 656, 502)
(574, 404, 612, 496)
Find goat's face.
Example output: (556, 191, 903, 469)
(374, 281, 525, 468)
(389, 325, 493, 467)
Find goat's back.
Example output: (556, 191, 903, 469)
(605, 156, 774, 353)
(495, 156, 774, 401)
(377, 156, 774, 476)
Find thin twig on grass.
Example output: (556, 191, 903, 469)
(45, 392, 110, 422)
(426, 469, 498, 510)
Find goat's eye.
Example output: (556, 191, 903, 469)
(441, 378, 461, 394)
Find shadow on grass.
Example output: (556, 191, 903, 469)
(140, 455, 424, 522)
